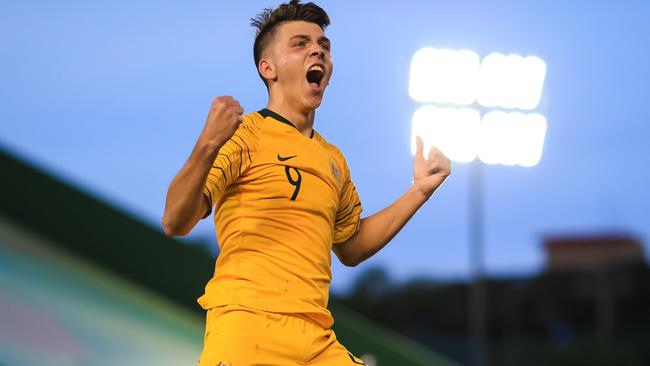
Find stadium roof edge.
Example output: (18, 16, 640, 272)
(0, 146, 215, 311)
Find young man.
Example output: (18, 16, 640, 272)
(162, 1, 451, 365)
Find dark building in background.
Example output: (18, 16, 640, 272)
(340, 232, 650, 366)
(544, 234, 645, 272)
(542, 233, 647, 342)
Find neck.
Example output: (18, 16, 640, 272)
(266, 96, 314, 137)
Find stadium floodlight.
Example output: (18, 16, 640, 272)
(409, 48, 480, 105)
(477, 53, 546, 110)
(478, 111, 547, 167)
(408, 46, 547, 366)
(411, 105, 481, 163)
(411, 108, 547, 167)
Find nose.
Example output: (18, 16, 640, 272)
(310, 45, 326, 59)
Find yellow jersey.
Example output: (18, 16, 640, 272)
(197, 108, 362, 328)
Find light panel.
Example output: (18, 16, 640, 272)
(478, 111, 547, 167)
(409, 48, 480, 105)
(411, 105, 481, 163)
(408, 48, 547, 168)
(477, 53, 546, 110)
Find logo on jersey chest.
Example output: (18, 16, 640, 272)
(277, 153, 297, 162)
(329, 158, 341, 181)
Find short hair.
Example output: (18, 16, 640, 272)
(251, 0, 330, 87)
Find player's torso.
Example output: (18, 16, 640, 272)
(217, 111, 344, 235)
(238, 116, 342, 220)
(211, 111, 345, 312)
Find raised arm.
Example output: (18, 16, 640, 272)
(333, 136, 451, 266)
(162, 96, 243, 237)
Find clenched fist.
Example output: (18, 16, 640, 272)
(413, 136, 452, 198)
(200, 96, 244, 147)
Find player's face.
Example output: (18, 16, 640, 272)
(268, 21, 333, 112)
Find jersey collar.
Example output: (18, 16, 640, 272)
(259, 108, 315, 139)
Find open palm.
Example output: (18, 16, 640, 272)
(413, 136, 452, 198)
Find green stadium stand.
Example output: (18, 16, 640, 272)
(0, 147, 458, 366)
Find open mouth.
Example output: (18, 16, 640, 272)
(306, 65, 324, 88)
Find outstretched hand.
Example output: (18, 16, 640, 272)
(413, 136, 452, 199)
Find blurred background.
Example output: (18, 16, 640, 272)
(1, 1, 649, 365)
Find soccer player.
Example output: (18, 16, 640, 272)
(162, 1, 451, 365)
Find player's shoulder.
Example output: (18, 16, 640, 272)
(235, 111, 265, 139)
(242, 110, 265, 127)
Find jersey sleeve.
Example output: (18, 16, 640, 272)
(332, 150, 363, 244)
(202, 115, 260, 217)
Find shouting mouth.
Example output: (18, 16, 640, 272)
(306, 64, 325, 90)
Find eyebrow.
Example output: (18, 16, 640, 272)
(290, 34, 331, 44)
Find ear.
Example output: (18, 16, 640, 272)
(258, 58, 277, 83)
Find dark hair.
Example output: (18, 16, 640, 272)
(251, 0, 330, 87)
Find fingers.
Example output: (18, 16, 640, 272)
(212, 96, 241, 110)
(231, 101, 244, 117)
(428, 146, 450, 165)
(426, 145, 452, 176)
(412, 138, 452, 193)
(427, 144, 442, 161)
(414, 138, 451, 173)
(211, 96, 244, 120)
(200, 95, 247, 147)
(225, 97, 243, 114)
(415, 135, 424, 158)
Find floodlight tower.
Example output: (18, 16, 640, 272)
(409, 48, 547, 366)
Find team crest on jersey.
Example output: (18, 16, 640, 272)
(330, 158, 341, 181)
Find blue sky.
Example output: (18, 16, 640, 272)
(2, 1, 649, 293)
